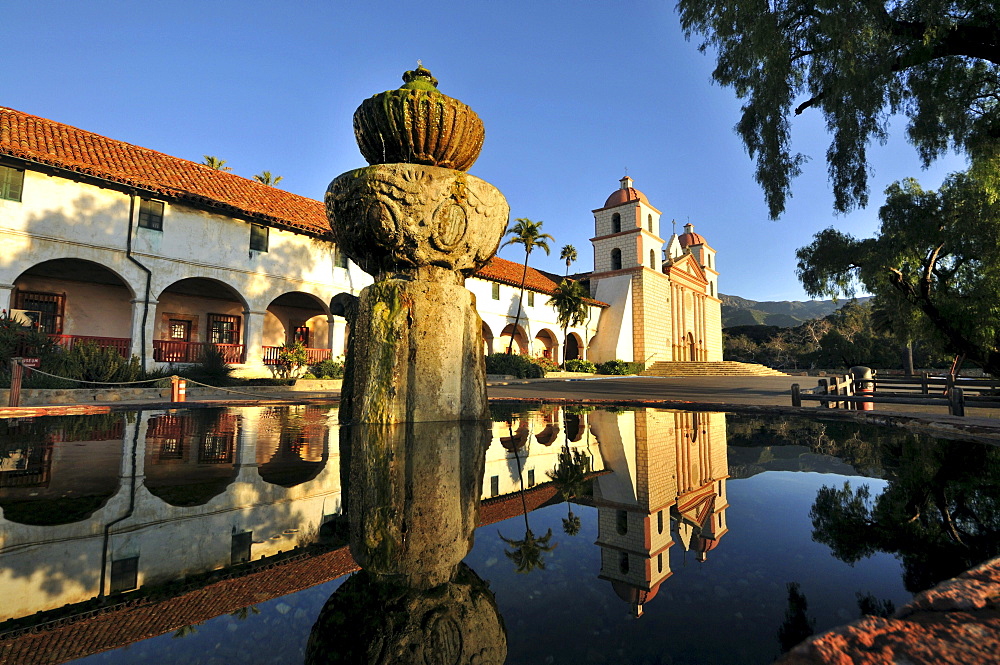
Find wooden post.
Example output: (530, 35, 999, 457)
(949, 387, 965, 417)
(791, 383, 801, 407)
(8, 358, 23, 407)
(921, 372, 929, 395)
(170, 375, 187, 403)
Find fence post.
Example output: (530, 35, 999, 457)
(949, 387, 965, 417)
(170, 375, 187, 403)
(921, 372, 929, 395)
(791, 383, 801, 407)
(8, 358, 23, 407)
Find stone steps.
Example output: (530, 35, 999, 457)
(641, 361, 787, 377)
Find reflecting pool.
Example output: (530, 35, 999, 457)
(0, 405, 997, 664)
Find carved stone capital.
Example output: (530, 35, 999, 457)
(326, 164, 509, 278)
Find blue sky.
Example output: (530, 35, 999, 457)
(3, 1, 967, 301)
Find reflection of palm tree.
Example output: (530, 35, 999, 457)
(173, 624, 200, 639)
(230, 605, 261, 621)
(547, 443, 588, 501)
(499, 528, 555, 573)
(549, 443, 588, 537)
(562, 508, 581, 536)
(498, 422, 556, 573)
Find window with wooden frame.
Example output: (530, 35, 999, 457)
(334, 247, 349, 269)
(250, 224, 269, 252)
(138, 199, 164, 230)
(0, 165, 24, 202)
(110, 556, 139, 594)
(231, 532, 253, 565)
(293, 325, 310, 346)
(527, 292, 535, 307)
(13, 290, 65, 334)
(208, 313, 241, 345)
(491, 282, 500, 300)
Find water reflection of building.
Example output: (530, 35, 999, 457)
(592, 409, 729, 616)
(484, 406, 604, 500)
(0, 405, 340, 622)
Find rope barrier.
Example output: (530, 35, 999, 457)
(14, 362, 171, 386)
(10, 361, 320, 400)
(179, 377, 298, 399)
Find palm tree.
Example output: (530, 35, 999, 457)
(547, 279, 589, 364)
(202, 155, 232, 171)
(501, 218, 554, 354)
(254, 171, 283, 186)
(560, 244, 577, 276)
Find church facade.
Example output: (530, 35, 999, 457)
(0, 106, 721, 375)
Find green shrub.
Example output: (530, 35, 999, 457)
(245, 377, 295, 386)
(53, 342, 143, 386)
(179, 345, 235, 386)
(564, 359, 596, 373)
(275, 341, 309, 379)
(485, 353, 545, 379)
(310, 358, 345, 379)
(0, 312, 64, 388)
(300, 372, 317, 379)
(596, 359, 644, 375)
(531, 356, 560, 373)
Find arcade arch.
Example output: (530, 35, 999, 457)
(533, 328, 558, 360)
(11, 259, 135, 353)
(499, 323, 529, 355)
(154, 278, 248, 363)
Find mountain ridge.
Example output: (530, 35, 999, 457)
(720, 293, 871, 328)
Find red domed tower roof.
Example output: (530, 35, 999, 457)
(603, 175, 650, 208)
(611, 581, 662, 617)
(678, 222, 706, 247)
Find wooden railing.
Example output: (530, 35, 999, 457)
(788, 373, 1000, 417)
(152, 341, 244, 364)
(47, 334, 131, 357)
(261, 346, 332, 365)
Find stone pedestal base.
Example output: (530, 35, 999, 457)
(343, 277, 489, 424)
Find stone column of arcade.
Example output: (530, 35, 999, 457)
(310, 65, 509, 664)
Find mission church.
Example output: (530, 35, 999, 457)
(0, 106, 721, 374)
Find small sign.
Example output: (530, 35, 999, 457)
(21, 358, 41, 368)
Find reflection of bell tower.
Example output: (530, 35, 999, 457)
(592, 409, 729, 617)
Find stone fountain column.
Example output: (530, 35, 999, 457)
(326, 65, 509, 424)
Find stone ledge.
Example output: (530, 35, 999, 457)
(776, 556, 1000, 664)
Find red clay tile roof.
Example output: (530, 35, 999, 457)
(0, 106, 330, 237)
(475, 256, 608, 307)
(0, 107, 608, 299)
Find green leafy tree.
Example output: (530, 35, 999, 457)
(560, 244, 578, 275)
(254, 171, 283, 186)
(777, 582, 815, 654)
(797, 169, 1000, 375)
(501, 218, 554, 354)
(678, 0, 1000, 218)
(202, 155, 232, 171)
(810, 434, 1000, 592)
(546, 279, 589, 364)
